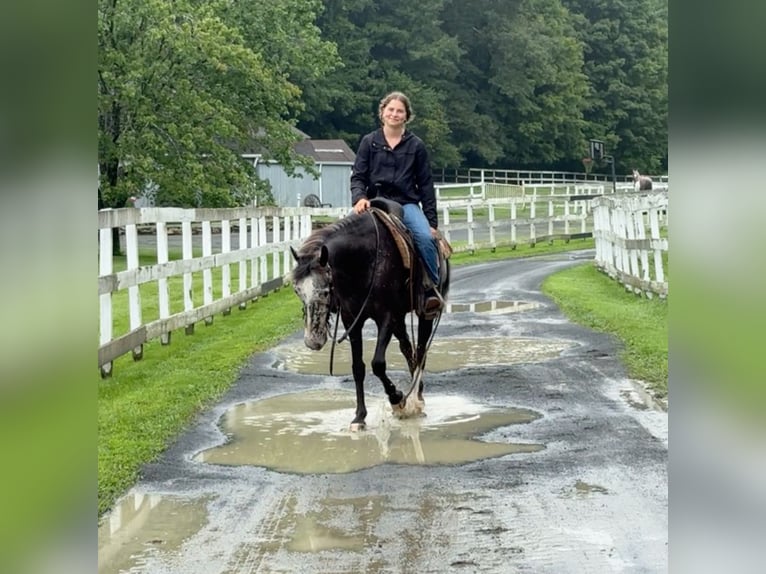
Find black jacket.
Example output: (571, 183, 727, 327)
(350, 129, 437, 228)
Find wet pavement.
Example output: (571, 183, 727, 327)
(98, 249, 668, 573)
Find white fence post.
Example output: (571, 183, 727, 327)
(157, 221, 171, 342)
(202, 220, 213, 325)
(99, 227, 113, 376)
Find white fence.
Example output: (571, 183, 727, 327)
(98, 190, 668, 374)
(592, 191, 669, 298)
(98, 206, 345, 376)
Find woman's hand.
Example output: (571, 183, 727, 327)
(353, 198, 371, 214)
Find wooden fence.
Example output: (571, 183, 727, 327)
(98, 206, 345, 376)
(592, 191, 669, 298)
(98, 190, 667, 374)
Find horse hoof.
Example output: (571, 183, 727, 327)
(349, 422, 366, 432)
(392, 396, 425, 419)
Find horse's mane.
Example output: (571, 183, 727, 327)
(292, 214, 370, 281)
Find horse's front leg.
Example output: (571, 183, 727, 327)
(370, 321, 404, 408)
(347, 327, 368, 431)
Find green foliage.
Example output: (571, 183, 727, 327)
(98, 0, 338, 208)
(297, 0, 666, 173)
(98, 0, 668, 197)
(486, 0, 589, 164)
(561, 0, 668, 173)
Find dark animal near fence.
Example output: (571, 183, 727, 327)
(290, 204, 450, 430)
(632, 169, 653, 191)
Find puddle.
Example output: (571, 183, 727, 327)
(196, 389, 543, 473)
(98, 491, 209, 574)
(273, 336, 572, 375)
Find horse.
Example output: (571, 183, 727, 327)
(290, 201, 450, 431)
(632, 169, 653, 191)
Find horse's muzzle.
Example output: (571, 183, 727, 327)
(303, 330, 327, 351)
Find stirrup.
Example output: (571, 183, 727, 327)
(431, 286, 445, 305)
(422, 286, 444, 320)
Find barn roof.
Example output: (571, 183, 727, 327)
(294, 139, 356, 164)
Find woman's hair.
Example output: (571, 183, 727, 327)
(378, 91, 414, 123)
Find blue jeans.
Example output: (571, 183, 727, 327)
(401, 203, 439, 285)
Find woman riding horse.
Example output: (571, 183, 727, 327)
(350, 91, 444, 317)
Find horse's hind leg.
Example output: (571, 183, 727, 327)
(390, 318, 426, 415)
(370, 322, 404, 407)
(347, 330, 368, 431)
(414, 318, 435, 401)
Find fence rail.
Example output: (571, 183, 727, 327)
(98, 206, 346, 376)
(433, 168, 668, 186)
(98, 189, 668, 374)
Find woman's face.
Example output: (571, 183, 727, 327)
(381, 99, 407, 128)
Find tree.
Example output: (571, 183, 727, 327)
(98, 0, 338, 220)
(561, 0, 668, 173)
(297, 0, 462, 167)
(486, 0, 589, 165)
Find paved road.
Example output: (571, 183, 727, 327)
(98, 250, 667, 573)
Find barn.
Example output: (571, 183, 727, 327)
(244, 136, 356, 209)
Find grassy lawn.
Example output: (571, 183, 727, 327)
(98, 286, 302, 516)
(542, 263, 668, 397)
(98, 235, 668, 517)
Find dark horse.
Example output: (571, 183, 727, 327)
(290, 203, 450, 430)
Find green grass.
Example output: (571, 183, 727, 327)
(98, 287, 302, 516)
(542, 263, 668, 397)
(98, 235, 669, 518)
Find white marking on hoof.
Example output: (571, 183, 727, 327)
(349, 422, 366, 432)
(392, 397, 425, 419)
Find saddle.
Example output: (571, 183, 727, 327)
(369, 198, 451, 317)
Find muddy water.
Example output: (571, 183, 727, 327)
(272, 299, 565, 376)
(272, 336, 572, 375)
(97, 492, 209, 574)
(196, 390, 543, 473)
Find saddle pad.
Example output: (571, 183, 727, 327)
(371, 208, 413, 269)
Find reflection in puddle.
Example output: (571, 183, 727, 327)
(97, 491, 209, 574)
(273, 336, 572, 375)
(196, 390, 543, 473)
(446, 300, 540, 314)
(574, 480, 610, 496)
(286, 496, 386, 552)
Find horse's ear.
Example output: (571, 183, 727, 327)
(319, 245, 329, 267)
(290, 246, 299, 262)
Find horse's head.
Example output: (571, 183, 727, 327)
(290, 245, 334, 350)
(632, 169, 640, 181)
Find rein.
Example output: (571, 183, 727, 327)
(328, 209, 381, 375)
